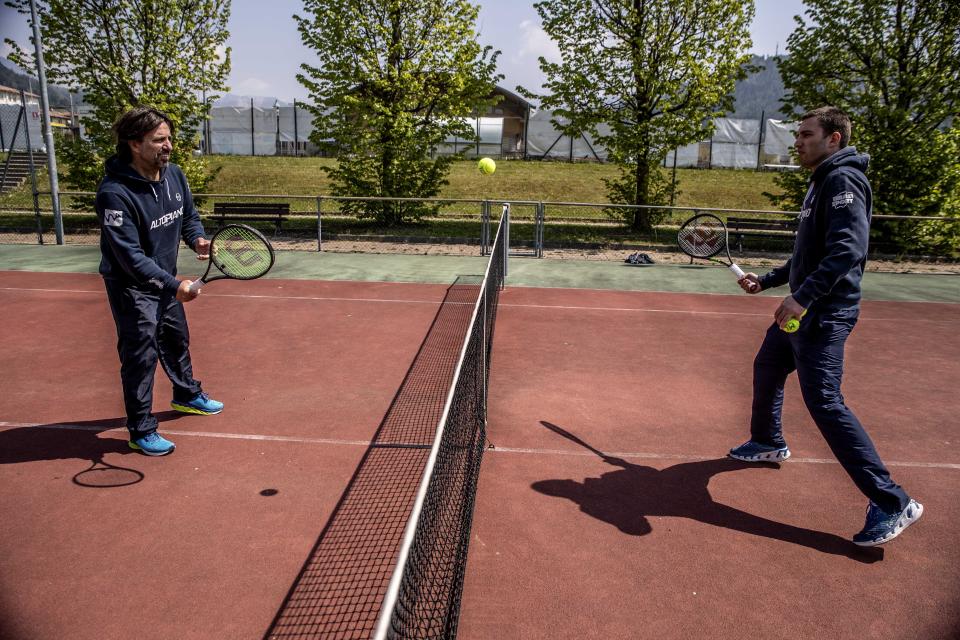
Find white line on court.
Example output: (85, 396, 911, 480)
(487, 445, 960, 469)
(0, 286, 451, 306)
(3, 421, 958, 470)
(2, 286, 952, 321)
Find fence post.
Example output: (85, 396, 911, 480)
(293, 100, 299, 157)
(756, 110, 765, 171)
(316, 195, 323, 251)
(536, 202, 544, 258)
(481, 200, 489, 255)
(19, 90, 43, 245)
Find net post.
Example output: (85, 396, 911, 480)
(502, 203, 510, 280)
(482, 271, 488, 422)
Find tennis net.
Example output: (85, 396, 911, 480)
(372, 204, 509, 639)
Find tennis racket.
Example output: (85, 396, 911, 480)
(677, 213, 748, 281)
(188, 224, 275, 293)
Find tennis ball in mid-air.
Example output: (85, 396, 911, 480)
(478, 157, 496, 175)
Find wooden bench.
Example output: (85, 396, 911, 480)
(211, 202, 290, 234)
(727, 216, 798, 252)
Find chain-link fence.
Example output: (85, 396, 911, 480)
(2, 187, 956, 262)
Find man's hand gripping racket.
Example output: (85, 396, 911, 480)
(677, 214, 806, 332)
(677, 213, 760, 292)
(188, 224, 275, 293)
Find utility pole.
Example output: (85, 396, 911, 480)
(29, 0, 63, 244)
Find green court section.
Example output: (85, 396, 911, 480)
(1, 244, 957, 303)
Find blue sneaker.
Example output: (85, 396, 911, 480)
(171, 392, 224, 415)
(728, 440, 791, 462)
(129, 432, 175, 456)
(853, 499, 923, 547)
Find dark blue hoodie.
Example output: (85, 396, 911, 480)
(95, 156, 206, 293)
(759, 146, 872, 311)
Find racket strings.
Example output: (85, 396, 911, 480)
(211, 227, 273, 279)
(677, 221, 727, 259)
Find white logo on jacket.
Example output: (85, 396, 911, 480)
(104, 209, 123, 227)
(149, 206, 184, 230)
(832, 191, 855, 209)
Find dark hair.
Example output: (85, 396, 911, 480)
(799, 106, 851, 148)
(113, 106, 174, 162)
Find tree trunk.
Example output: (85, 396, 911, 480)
(632, 160, 652, 232)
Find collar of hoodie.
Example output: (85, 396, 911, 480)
(148, 177, 171, 202)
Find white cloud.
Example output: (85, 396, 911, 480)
(233, 76, 271, 93)
(512, 20, 560, 65)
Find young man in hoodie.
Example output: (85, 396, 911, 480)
(96, 106, 223, 456)
(729, 106, 922, 547)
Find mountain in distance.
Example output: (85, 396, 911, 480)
(730, 55, 789, 120)
(0, 57, 79, 107)
(2, 53, 790, 121)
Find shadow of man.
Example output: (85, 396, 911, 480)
(532, 421, 881, 563)
(0, 412, 187, 487)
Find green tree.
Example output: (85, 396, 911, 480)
(5, 0, 232, 194)
(295, 0, 501, 225)
(774, 0, 960, 255)
(521, 0, 754, 231)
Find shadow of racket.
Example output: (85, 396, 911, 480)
(72, 453, 144, 488)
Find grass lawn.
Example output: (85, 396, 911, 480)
(1, 155, 792, 248)
(2, 155, 789, 212)
(199, 156, 787, 212)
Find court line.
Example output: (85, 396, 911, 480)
(2, 286, 953, 321)
(0, 421, 372, 447)
(3, 421, 958, 470)
(488, 445, 960, 470)
(0, 286, 459, 306)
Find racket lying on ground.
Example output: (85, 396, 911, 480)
(677, 213, 757, 289)
(188, 224, 275, 293)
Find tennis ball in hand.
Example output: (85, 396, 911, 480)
(478, 157, 496, 175)
(782, 309, 808, 333)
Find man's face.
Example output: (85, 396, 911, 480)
(794, 118, 839, 170)
(130, 122, 172, 173)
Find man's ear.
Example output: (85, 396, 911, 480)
(829, 131, 842, 148)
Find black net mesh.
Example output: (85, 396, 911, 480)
(264, 211, 506, 640)
(382, 212, 506, 639)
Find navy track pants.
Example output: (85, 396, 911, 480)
(750, 306, 910, 513)
(104, 279, 202, 437)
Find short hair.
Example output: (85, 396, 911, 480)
(799, 106, 851, 148)
(113, 106, 174, 162)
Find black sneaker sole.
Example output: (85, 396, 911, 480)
(853, 501, 924, 547)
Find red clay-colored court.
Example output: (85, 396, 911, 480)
(1, 269, 958, 639)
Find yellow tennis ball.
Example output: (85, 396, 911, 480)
(782, 309, 808, 333)
(478, 157, 496, 175)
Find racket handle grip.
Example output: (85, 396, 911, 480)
(728, 263, 745, 279)
(187, 279, 205, 294)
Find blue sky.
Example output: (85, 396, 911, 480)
(2, 0, 807, 103)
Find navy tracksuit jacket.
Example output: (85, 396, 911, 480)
(96, 157, 208, 436)
(751, 147, 910, 513)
